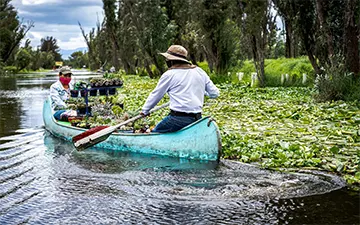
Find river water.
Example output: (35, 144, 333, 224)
(0, 71, 359, 224)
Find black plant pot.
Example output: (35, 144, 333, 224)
(99, 89, 107, 96)
(108, 88, 116, 95)
(70, 90, 79, 97)
(77, 107, 92, 115)
(89, 90, 97, 96)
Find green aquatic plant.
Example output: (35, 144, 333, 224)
(205, 85, 359, 186)
(69, 74, 360, 186)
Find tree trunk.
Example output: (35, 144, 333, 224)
(293, 33, 299, 57)
(189, 53, 198, 66)
(152, 55, 164, 75)
(284, 18, 293, 58)
(112, 42, 120, 70)
(344, 0, 360, 77)
(251, 34, 265, 87)
(123, 61, 130, 74)
(203, 46, 214, 73)
(144, 60, 154, 78)
(315, 0, 334, 61)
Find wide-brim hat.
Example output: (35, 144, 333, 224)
(60, 66, 72, 75)
(159, 45, 190, 63)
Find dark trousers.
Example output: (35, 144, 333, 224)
(152, 114, 201, 133)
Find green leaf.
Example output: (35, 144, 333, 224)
(330, 146, 340, 154)
(355, 172, 360, 179)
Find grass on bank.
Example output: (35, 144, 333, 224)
(198, 57, 315, 87)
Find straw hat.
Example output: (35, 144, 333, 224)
(159, 45, 190, 63)
(60, 66, 72, 75)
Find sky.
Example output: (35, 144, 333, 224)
(12, 0, 104, 56)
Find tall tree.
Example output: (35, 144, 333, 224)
(196, 0, 239, 74)
(79, 21, 106, 71)
(68, 51, 87, 68)
(161, 0, 202, 65)
(126, 0, 176, 76)
(272, 0, 299, 58)
(343, 0, 360, 75)
(15, 39, 32, 71)
(235, 0, 272, 87)
(103, 0, 120, 70)
(117, 0, 139, 74)
(0, 0, 33, 65)
(275, 0, 359, 77)
(40, 36, 62, 61)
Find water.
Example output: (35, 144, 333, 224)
(0, 71, 359, 224)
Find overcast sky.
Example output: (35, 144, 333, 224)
(12, 0, 104, 51)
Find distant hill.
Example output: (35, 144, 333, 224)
(60, 47, 87, 60)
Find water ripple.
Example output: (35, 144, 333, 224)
(0, 133, 43, 150)
(0, 130, 356, 224)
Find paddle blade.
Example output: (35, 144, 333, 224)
(72, 125, 109, 143)
(74, 132, 111, 151)
(72, 126, 109, 148)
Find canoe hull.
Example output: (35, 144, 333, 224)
(42, 98, 221, 161)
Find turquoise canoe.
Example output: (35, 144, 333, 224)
(42, 97, 222, 161)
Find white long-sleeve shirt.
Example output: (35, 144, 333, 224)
(142, 67, 220, 114)
(50, 80, 74, 110)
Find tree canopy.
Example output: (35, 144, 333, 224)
(1, 0, 359, 100)
(0, 0, 33, 66)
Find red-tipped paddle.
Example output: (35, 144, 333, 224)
(72, 102, 169, 150)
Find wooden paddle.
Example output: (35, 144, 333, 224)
(72, 102, 170, 150)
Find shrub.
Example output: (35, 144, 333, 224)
(314, 58, 360, 102)
(209, 73, 233, 84)
(3, 66, 18, 74)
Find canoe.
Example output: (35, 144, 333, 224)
(42, 97, 222, 161)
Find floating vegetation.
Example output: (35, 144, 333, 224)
(203, 85, 360, 187)
(69, 75, 360, 186)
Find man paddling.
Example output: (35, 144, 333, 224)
(141, 45, 220, 133)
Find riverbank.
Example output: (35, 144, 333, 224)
(114, 75, 359, 188)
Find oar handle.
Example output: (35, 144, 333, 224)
(73, 102, 169, 149)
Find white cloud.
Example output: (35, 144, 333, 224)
(24, 23, 94, 50)
(58, 36, 87, 50)
(26, 31, 43, 46)
(22, 0, 57, 5)
(17, 9, 45, 17)
(14, 0, 103, 51)
(73, 5, 104, 24)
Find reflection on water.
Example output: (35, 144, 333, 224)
(0, 71, 358, 224)
(0, 77, 21, 139)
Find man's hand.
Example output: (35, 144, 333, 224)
(140, 112, 150, 117)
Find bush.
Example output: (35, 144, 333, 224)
(314, 59, 360, 102)
(209, 73, 233, 84)
(2, 66, 18, 74)
(197, 61, 211, 74)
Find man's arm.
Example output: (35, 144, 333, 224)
(205, 76, 220, 98)
(141, 72, 172, 115)
(50, 86, 67, 109)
